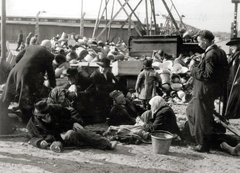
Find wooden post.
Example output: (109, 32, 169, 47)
(1, 0, 6, 61)
(145, 0, 149, 35)
(80, 0, 84, 37)
(231, 0, 239, 38)
(92, 0, 103, 39)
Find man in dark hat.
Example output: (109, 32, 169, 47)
(224, 37, 240, 119)
(64, 68, 93, 120)
(26, 99, 117, 152)
(187, 29, 228, 152)
(90, 58, 128, 116)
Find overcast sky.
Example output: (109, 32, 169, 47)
(2, 0, 239, 33)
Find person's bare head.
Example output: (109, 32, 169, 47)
(195, 30, 215, 50)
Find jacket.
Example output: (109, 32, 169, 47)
(135, 68, 162, 100)
(191, 44, 228, 99)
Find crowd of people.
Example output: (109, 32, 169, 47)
(0, 29, 240, 156)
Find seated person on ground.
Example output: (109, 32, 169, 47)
(90, 57, 128, 112)
(64, 68, 94, 119)
(26, 100, 117, 152)
(108, 90, 144, 126)
(138, 96, 184, 141)
(47, 87, 84, 125)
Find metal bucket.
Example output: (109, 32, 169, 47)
(151, 130, 174, 154)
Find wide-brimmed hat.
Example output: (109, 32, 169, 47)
(226, 37, 240, 46)
(33, 100, 49, 117)
(97, 57, 111, 67)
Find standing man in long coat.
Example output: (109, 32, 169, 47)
(225, 37, 240, 119)
(187, 30, 228, 152)
(0, 40, 56, 134)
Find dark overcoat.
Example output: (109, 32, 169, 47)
(225, 51, 240, 119)
(90, 68, 127, 108)
(188, 44, 228, 145)
(1, 45, 56, 104)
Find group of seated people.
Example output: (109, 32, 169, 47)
(1, 38, 239, 156)
(28, 55, 240, 155)
(20, 54, 186, 152)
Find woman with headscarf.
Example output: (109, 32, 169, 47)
(139, 96, 183, 140)
(47, 87, 84, 125)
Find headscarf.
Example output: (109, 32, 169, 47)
(149, 96, 167, 114)
(47, 87, 71, 107)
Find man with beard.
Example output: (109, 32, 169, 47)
(224, 37, 240, 119)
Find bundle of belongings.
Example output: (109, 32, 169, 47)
(103, 125, 151, 145)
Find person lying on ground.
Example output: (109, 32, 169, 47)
(26, 99, 118, 152)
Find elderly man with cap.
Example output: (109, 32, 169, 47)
(186, 30, 228, 152)
(90, 57, 128, 115)
(224, 37, 240, 119)
(108, 90, 144, 126)
(0, 40, 56, 133)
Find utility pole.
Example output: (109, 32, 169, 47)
(35, 11, 46, 43)
(1, 0, 6, 61)
(231, 0, 239, 38)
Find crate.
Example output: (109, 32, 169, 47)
(112, 61, 143, 76)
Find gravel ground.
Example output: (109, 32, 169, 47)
(1, 103, 240, 173)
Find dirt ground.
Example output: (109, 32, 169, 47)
(1, 104, 240, 173)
